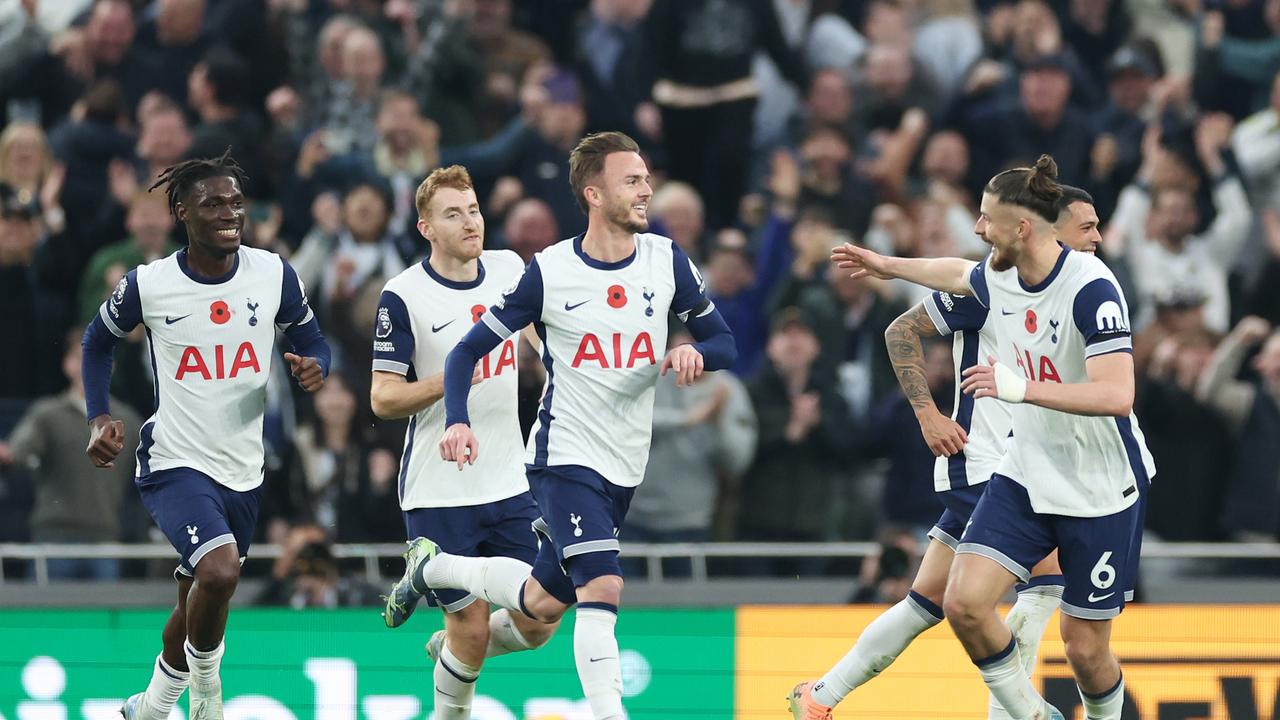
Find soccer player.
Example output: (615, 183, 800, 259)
(373, 165, 559, 720)
(831, 156, 1154, 720)
(82, 151, 331, 720)
(384, 131, 736, 720)
(785, 190, 1108, 720)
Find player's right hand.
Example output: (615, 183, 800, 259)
(831, 242, 894, 280)
(86, 414, 125, 469)
(439, 423, 479, 470)
(916, 407, 969, 457)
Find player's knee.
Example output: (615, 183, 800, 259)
(517, 616, 559, 648)
(567, 552, 623, 602)
(450, 617, 490, 654)
(1063, 634, 1110, 676)
(576, 573, 623, 606)
(942, 589, 984, 634)
(193, 549, 240, 598)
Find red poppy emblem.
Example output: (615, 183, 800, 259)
(1025, 309, 1037, 334)
(471, 304, 486, 323)
(607, 284, 627, 308)
(210, 300, 231, 325)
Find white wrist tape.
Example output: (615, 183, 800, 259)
(992, 361, 1027, 403)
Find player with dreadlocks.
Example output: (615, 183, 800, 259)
(82, 150, 332, 720)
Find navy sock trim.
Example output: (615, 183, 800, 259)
(907, 590, 945, 621)
(1017, 574, 1065, 592)
(439, 658, 477, 684)
(1081, 674, 1123, 700)
(516, 580, 538, 620)
(157, 658, 184, 681)
(578, 601, 618, 615)
(975, 638, 1017, 668)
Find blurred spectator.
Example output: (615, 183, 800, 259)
(1231, 71, 1280, 213)
(913, 0, 984, 97)
(771, 264, 908, 421)
(1196, 318, 1280, 541)
(468, 0, 553, 138)
(627, 328, 756, 577)
(704, 197, 797, 377)
(0, 182, 63, 401)
(288, 376, 401, 542)
(649, 181, 708, 264)
(131, 0, 209, 106)
(786, 68, 858, 148)
(255, 525, 381, 607)
(575, 0, 656, 143)
(185, 48, 267, 196)
(0, 122, 64, 234)
(850, 533, 920, 603)
(1, 0, 153, 127)
(956, 52, 1095, 200)
(1088, 45, 1161, 218)
(1136, 328, 1231, 540)
(851, 43, 940, 137)
(1194, 5, 1280, 119)
(0, 328, 140, 579)
(737, 308, 853, 571)
(77, 192, 177, 323)
(319, 182, 410, 313)
(498, 197, 559, 262)
(792, 126, 878, 237)
(1241, 208, 1280, 327)
(1106, 113, 1250, 332)
(648, 0, 806, 229)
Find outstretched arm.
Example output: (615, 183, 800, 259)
(831, 242, 977, 297)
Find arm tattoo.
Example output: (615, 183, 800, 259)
(884, 303, 942, 413)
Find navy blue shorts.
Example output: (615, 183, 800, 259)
(958, 474, 1141, 620)
(136, 467, 261, 578)
(404, 491, 541, 612)
(527, 465, 635, 591)
(1125, 477, 1150, 601)
(928, 483, 987, 550)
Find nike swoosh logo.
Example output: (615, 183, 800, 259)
(565, 300, 590, 311)
(1087, 592, 1115, 602)
(431, 320, 456, 333)
(588, 656, 616, 663)
(434, 687, 456, 698)
(165, 314, 191, 325)
(1001, 309, 1015, 316)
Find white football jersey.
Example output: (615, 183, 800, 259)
(99, 247, 315, 491)
(968, 248, 1157, 516)
(480, 234, 714, 487)
(923, 290, 1010, 492)
(373, 251, 528, 509)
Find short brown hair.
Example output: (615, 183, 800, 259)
(415, 165, 474, 219)
(568, 131, 641, 215)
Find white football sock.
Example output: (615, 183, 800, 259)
(574, 604, 625, 720)
(422, 554, 531, 613)
(433, 641, 480, 720)
(812, 591, 943, 707)
(989, 581, 1063, 720)
(183, 640, 223, 699)
(141, 655, 188, 720)
(977, 639, 1054, 720)
(486, 609, 536, 658)
(1078, 676, 1124, 720)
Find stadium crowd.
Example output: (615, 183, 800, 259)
(0, 0, 1278, 589)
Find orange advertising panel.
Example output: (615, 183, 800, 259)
(736, 605, 1280, 720)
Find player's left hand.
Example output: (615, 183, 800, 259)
(284, 352, 324, 392)
(961, 355, 1026, 403)
(660, 344, 705, 387)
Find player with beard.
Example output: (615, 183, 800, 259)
(830, 159, 1153, 720)
(383, 131, 737, 720)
